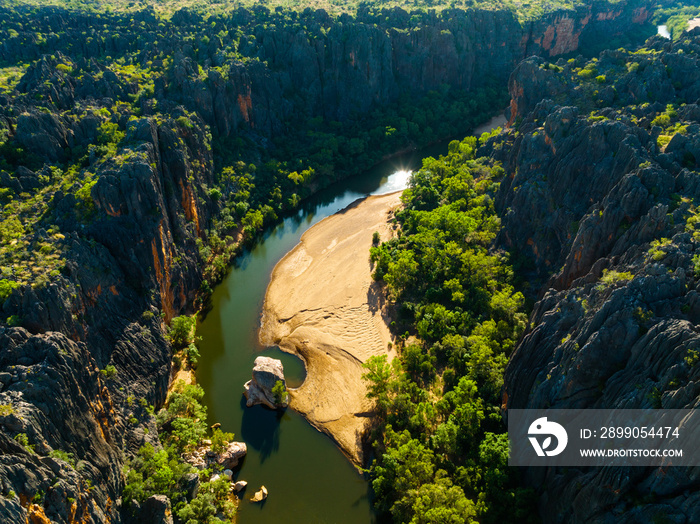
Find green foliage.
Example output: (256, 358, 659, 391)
(210, 427, 235, 454)
(177, 116, 193, 129)
(634, 307, 654, 335)
(599, 269, 634, 286)
(0, 404, 14, 416)
(648, 238, 672, 261)
(693, 254, 700, 278)
(14, 433, 35, 453)
(158, 381, 208, 453)
(208, 188, 222, 201)
(177, 478, 235, 524)
(123, 376, 233, 520)
(49, 449, 76, 468)
(272, 380, 288, 405)
(123, 443, 192, 507)
(363, 140, 533, 522)
(0, 279, 19, 302)
(100, 365, 117, 379)
(169, 315, 197, 349)
(184, 343, 200, 367)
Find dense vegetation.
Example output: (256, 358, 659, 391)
(0, 3, 508, 300)
(653, 0, 700, 39)
(2, 0, 632, 22)
(363, 131, 536, 523)
(123, 380, 238, 523)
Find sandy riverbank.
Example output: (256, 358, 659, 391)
(259, 191, 402, 466)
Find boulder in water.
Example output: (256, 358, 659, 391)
(243, 356, 289, 409)
(250, 485, 268, 503)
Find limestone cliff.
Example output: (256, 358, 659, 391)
(493, 33, 700, 523)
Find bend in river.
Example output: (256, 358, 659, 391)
(196, 116, 505, 523)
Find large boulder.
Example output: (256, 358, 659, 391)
(217, 441, 247, 470)
(243, 356, 288, 409)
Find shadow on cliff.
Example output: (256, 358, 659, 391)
(239, 395, 282, 464)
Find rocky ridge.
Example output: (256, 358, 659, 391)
(492, 31, 700, 523)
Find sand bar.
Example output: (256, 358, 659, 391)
(259, 191, 402, 465)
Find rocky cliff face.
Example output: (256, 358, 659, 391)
(0, 2, 653, 139)
(0, 60, 217, 520)
(495, 33, 700, 523)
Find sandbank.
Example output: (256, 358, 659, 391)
(259, 191, 402, 466)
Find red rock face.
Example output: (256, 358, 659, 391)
(522, 3, 650, 60)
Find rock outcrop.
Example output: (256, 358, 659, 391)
(183, 441, 247, 470)
(0, 3, 653, 141)
(244, 356, 288, 409)
(492, 32, 700, 523)
(249, 485, 268, 503)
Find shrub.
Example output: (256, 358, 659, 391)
(651, 114, 671, 128)
(168, 315, 196, 348)
(208, 188, 222, 201)
(14, 433, 34, 453)
(55, 63, 73, 74)
(49, 449, 76, 467)
(100, 365, 117, 379)
(372, 231, 381, 245)
(0, 279, 19, 301)
(210, 428, 235, 454)
(272, 380, 288, 405)
(648, 238, 672, 261)
(183, 343, 200, 367)
(176, 116, 193, 129)
(599, 269, 634, 286)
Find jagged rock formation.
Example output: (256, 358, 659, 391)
(0, 2, 652, 139)
(0, 85, 217, 522)
(244, 356, 288, 409)
(493, 32, 700, 523)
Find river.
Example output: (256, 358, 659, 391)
(195, 114, 506, 523)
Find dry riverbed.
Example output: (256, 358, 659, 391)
(259, 191, 402, 465)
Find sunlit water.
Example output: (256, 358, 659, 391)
(658, 25, 671, 39)
(196, 121, 504, 523)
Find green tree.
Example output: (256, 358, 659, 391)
(272, 380, 288, 405)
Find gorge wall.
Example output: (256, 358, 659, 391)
(0, 1, 653, 139)
(493, 33, 700, 523)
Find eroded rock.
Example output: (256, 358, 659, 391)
(243, 356, 288, 409)
(250, 485, 268, 503)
